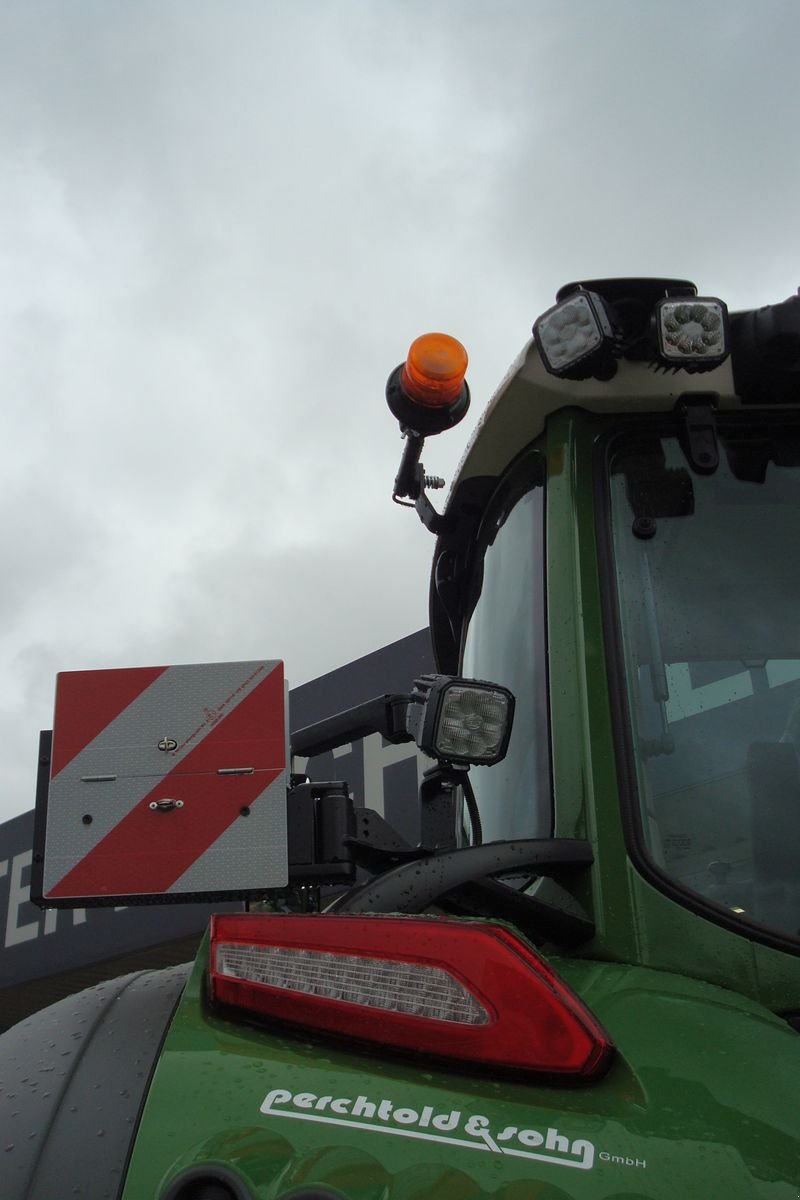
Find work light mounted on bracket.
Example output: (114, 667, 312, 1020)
(290, 672, 516, 864)
(386, 333, 470, 535)
(533, 287, 620, 381)
(654, 295, 730, 373)
(533, 279, 731, 380)
(407, 673, 515, 848)
(292, 673, 515, 773)
(404, 673, 515, 768)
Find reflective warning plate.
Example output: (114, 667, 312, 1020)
(33, 661, 289, 906)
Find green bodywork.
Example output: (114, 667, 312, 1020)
(122, 934, 800, 1199)
(122, 411, 800, 1199)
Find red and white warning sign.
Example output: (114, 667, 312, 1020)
(37, 660, 289, 904)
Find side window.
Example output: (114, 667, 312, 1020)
(460, 455, 550, 844)
(608, 430, 800, 942)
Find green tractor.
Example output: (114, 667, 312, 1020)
(3, 277, 799, 1198)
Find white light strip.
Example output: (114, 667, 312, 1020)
(217, 943, 489, 1025)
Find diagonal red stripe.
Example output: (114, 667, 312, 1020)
(51, 665, 168, 778)
(49, 663, 285, 897)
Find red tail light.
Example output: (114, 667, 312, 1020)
(209, 914, 613, 1081)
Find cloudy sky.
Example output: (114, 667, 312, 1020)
(1, 0, 798, 823)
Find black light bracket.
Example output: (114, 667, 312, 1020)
(676, 393, 719, 475)
(387, 360, 469, 536)
(291, 693, 412, 759)
(287, 780, 434, 882)
(419, 763, 461, 851)
(551, 277, 699, 368)
(286, 780, 357, 885)
(386, 364, 470, 437)
(391, 428, 451, 536)
(345, 806, 426, 874)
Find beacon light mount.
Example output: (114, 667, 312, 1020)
(386, 333, 471, 534)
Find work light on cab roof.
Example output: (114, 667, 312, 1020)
(534, 289, 619, 381)
(533, 279, 731, 380)
(655, 296, 730, 370)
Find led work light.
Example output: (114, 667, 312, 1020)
(405, 674, 514, 766)
(533, 289, 618, 380)
(655, 297, 730, 371)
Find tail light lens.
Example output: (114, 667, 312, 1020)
(209, 914, 613, 1081)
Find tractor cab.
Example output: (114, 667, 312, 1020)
(399, 280, 800, 992)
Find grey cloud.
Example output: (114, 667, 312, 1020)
(1, 1, 799, 821)
(113, 503, 433, 687)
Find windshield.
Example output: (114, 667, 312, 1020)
(608, 426, 800, 943)
(460, 453, 550, 844)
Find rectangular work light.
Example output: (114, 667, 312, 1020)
(655, 297, 729, 371)
(404, 674, 514, 766)
(533, 289, 618, 380)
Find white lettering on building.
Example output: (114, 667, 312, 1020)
(2, 850, 87, 949)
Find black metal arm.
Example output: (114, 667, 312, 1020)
(291, 694, 412, 759)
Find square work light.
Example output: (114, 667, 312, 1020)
(405, 674, 514, 766)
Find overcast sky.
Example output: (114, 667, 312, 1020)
(1, 0, 798, 823)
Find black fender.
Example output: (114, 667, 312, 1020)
(0, 962, 190, 1200)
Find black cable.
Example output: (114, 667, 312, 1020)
(460, 771, 483, 846)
